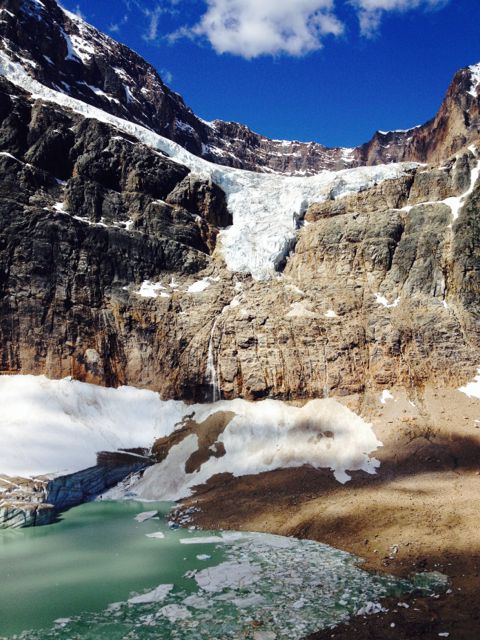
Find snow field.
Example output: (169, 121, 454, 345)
(0, 376, 381, 489)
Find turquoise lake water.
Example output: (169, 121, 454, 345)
(0, 501, 446, 640)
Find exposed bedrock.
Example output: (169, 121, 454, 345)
(0, 67, 479, 402)
(0, 73, 478, 401)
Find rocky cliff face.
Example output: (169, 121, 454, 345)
(357, 66, 480, 167)
(1, 0, 479, 176)
(0, 0, 479, 404)
(0, 62, 478, 400)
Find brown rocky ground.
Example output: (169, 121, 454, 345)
(177, 386, 480, 639)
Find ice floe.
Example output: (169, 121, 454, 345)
(128, 584, 173, 605)
(134, 511, 158, 523)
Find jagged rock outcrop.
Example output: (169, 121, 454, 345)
(357, 66, 480, 167)
(0, 75, 233, 386)
(1, 0, 479, 176)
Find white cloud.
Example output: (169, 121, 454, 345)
(184, 0, 344, 59)
(350, 0, 449, 36)
(109, 14, 129, 34)
(144, 6, 162, 41)
(161, 68, 174, 84)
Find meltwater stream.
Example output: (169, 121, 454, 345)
(0, 502, 445, 640)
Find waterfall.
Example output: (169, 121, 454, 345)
(206, 317, 222, 402)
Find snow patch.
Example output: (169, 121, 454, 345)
(116, 397, 382, 501)
(374, 293, 399, 308)
(286, 302, 316, 318)
(380, 390, 394, 405)
(444, 145, 480, 221)
(135, 280, 170, 299)
(468, 63, 480, 98)
(175, 119, 195, 135)
(187, 277, 215, 293)
(0, 375, 187, 477)
(458, 368, 480, 400)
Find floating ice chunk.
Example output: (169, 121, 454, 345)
(195, 560, 261, 592)
(196, 554, 211, 560)
(146, 531, 165, 539)
(182, 594, 210, 609)
(458, 368, 480, 400)
(134, 511, 158, 523)
(179, 536, 224, 545)
(128, 583, 173, 604)
(380, 390, 394, 405)
(159, 604, 191, 622)
(253, 632, 276, 640)
(53, 619, 71, 627)
(232, 593, 266, 608)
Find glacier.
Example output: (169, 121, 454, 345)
(0, 375, 381, 490)
(0, 51, 418, 280)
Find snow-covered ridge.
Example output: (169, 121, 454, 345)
(378, 125, 421, 135)
(0, 52, 418, 280)
(0, 376, 381, 489)
(468, 63, 480, 99)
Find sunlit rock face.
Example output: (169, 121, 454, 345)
(0, 0, 479, 404)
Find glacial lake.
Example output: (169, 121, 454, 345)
(0, 501, 446, 639)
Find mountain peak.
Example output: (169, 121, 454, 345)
(1, 0, 479, 175)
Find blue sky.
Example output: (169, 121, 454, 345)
(61, 0, 480, 148)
